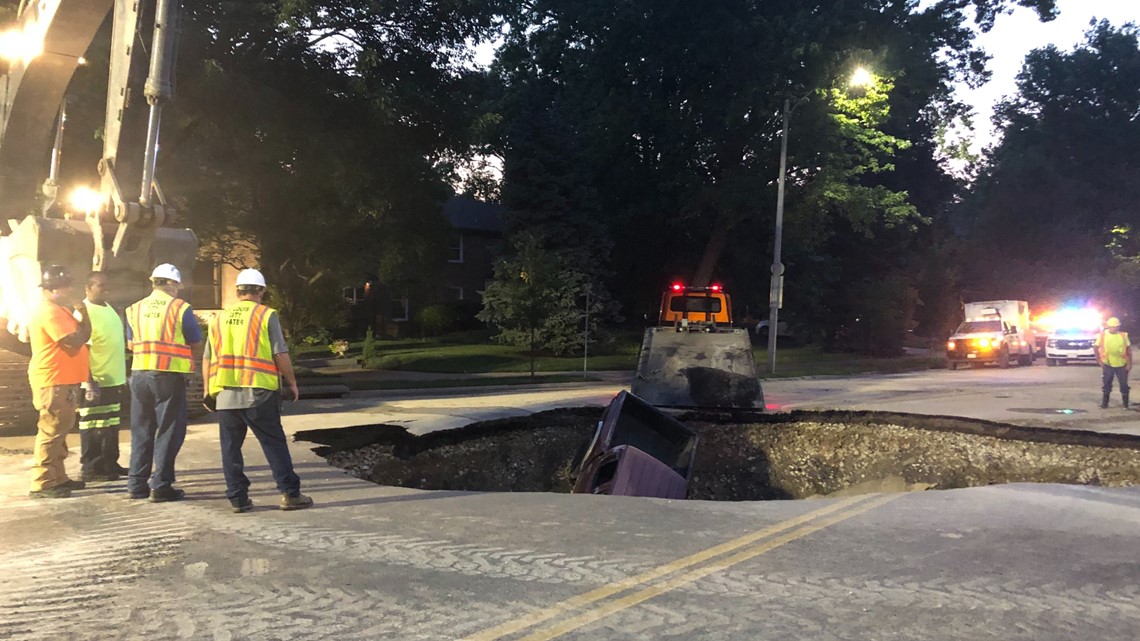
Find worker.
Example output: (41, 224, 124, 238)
(27, 265, 90, 499)
(78, 272, 129, 482)
(125, 263, 202, 502)
(202, 268, 312, 513)
(1095, 317, 1131, 409)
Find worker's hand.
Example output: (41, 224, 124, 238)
(285, 381, 300, 402)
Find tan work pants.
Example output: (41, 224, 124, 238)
(31, 384, 80, 491)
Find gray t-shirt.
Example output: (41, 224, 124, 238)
(204, 310, 289, 410)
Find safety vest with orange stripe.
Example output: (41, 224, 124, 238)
(205, 301, 280, 395)
(126, 290, 194, 373)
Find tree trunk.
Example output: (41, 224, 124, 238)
(692, 222, 730, 287)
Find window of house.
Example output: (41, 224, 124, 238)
(448, 233, 464, 263)
(389, 294, 410, 321)
(343, 286, 366, 305)
(447, 286, 464, 301)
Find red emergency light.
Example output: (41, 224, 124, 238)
(710, 284, 721, 292)
(671, 283, 683, 291)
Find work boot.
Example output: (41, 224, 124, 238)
(1124, 393, 1130, 409)
(59, 479, 86, 491)
(279, 492, 313, 511)
(1101, 394, 1110, 409)
(231, 497, 255, 514)
(29, 486, 72, 499)
(149, 486, 186, 503)
(81, 473, 120, 483)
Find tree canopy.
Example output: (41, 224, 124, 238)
(959, 21, 1140, 313)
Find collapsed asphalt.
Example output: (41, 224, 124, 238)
(298, 408, 1140, 500)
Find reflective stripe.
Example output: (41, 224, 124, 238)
(127, 291, 194, 373)
(78, 403, 121, 416)
(207, 301, 280, 395)
(78, 417, 121, 429)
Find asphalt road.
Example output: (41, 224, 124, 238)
(762, 358, 1140, 436)
(2, 364, 1139, 641)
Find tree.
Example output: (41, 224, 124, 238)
(959, 22, 1140, 310)
(489, 0, 1046, 343)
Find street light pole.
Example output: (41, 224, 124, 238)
(764, 68, 872, 375)
(767, 98, 790, 375)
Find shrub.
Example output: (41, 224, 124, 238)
(360, 326, 379, 362)
(416, 304, 462, 337)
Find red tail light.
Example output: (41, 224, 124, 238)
(710, 284, 721, 292)
(671, 283, 683, 291)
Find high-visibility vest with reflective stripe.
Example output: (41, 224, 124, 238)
(206, 301, 279, 395)
(126, 291, 194, 373)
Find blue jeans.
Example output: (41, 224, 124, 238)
(218, 392, 301, 501)
(128, 372, 188, 495)
(1102, 365, 1130, 398)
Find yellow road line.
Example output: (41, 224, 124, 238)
(460, 494, 873, 641)
(517, 493, 900, 641)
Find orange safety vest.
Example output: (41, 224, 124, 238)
(126, 290, 194, 373)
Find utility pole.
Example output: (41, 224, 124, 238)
(767, 98, 790, 375)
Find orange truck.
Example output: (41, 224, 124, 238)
(631, 282, 762, 409)
(657, 283, 733, 329)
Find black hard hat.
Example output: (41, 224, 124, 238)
(39, 265, 73, 289)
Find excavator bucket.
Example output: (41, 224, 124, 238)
(631, 327, 764, 409)
(0, 217, 199, 435)
(2, 216, 197, 340)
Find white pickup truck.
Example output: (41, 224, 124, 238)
(946, 301, 1036, 369)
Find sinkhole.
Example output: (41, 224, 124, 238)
(296, 409, 1140, 501)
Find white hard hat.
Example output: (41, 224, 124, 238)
(150, 263, 182, 283)
(236, 268, 267, 288)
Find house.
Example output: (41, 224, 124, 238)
(365, 196, 505, 336)
(440, 196, 505, 305)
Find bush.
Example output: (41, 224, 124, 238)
(416, 304, 462, 337)
(415, 301, 482, 337)
(302, 328, 334, 346)
(361, 326, 379, 362)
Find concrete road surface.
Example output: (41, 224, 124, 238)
(2, 366, 1140, 640)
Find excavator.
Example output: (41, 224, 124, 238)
(0, 0, 197, 434)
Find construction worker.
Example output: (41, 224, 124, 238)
(1095, 317, 1131, 409)
(125, 263, 202, 501)
(27, 265, 90, 499)
(79, 272, 129, 482)
(202, 268, 312, 513)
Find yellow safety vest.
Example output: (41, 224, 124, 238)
(126, 291, 194, 373)
(1097, 331, 1130, 368)
(206, 301, 279, 395)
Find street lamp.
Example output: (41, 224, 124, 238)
(766, 67, 873, 374)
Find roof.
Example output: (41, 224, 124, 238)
(443, 196, 506, 233)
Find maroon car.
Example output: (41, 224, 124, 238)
(572, 391, 698, 499)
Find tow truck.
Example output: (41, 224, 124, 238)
(630, 282, 763, 409)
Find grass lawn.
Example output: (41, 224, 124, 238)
(754, 344, 944, 378)
(296, 330, 940, 378)
(301, 373, 602, 391)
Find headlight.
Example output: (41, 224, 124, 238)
(977, 338, 991, 349)
(1046, 340, 1057, 347)
(947, 340, 956, 350)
